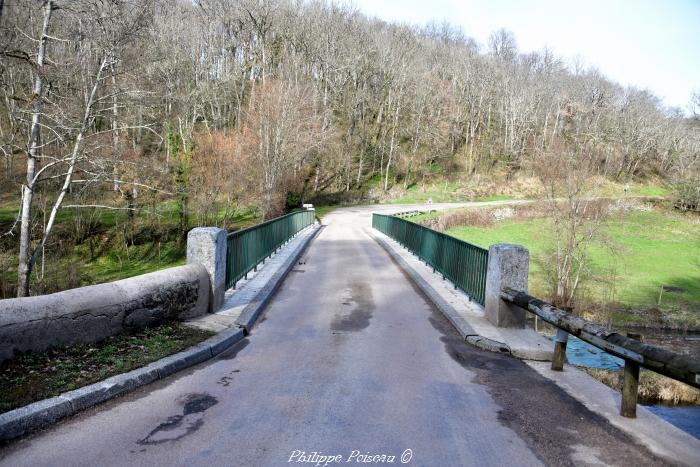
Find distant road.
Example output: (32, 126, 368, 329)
(0, 204, 666, 466)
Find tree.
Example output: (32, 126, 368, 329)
(16, 0, 53, 297)
(6, 0, 155, 296)
(241, 80, 327, 218)
(533, 139, 608, 309)
(1, 0, 698, 296)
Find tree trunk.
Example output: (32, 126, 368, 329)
(17, 0, 53, 297)
(27, 55, 110, 280)
(111, 64, 120, 192)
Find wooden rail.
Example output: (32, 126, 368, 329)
(501, 287, 700, 417)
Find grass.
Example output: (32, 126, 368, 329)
(590, 179, 672, 198)
(0, 205, 18, 223)
(0, 323, 214, 414)
(313, 205, 336, 220)
(408, 205, 486, 224)
(441, 207, 700, 327)
(79, 239, 186, 284)
(387, 182, 467, 204)
(0, 178, 676, 296)
(584, 368, 700, 405)
(0, 200, 261, 297)
(383, 175, 669, 205)
(471, 194, 513, 202)
(386, 182, 516, 204)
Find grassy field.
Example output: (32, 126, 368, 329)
(0, 200, 260, 298)
(428, 207, 699, 328)
(313, 205, 337, 220)
(387, 182, 514, 204)
(383, 177, 670, 205)
(0, 177, 675, 297)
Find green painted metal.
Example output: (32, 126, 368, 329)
(226, 210, 315, 289)
(372, 213, 489, 305)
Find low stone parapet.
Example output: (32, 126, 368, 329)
(0, 263, 210, 362)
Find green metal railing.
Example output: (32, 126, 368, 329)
(372, 213, 489, 305)
(226, 210, 315, 289)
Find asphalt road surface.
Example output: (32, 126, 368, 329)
(0, 205, 668, 467)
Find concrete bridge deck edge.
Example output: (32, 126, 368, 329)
(366, 225, 700, 467)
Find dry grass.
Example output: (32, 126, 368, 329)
(584, 368, 700, 405)
(421, 202, 552, 232)
(420, 198, 660, 233)
(422, 209, 495, 231)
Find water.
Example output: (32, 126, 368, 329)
(549, 335, 624, 370)
(643, 405, 700, 440)
(548, 335, 700, 440)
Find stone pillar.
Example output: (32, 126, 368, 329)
(484, 243, 529, 328)
(187, 227, 227, 312)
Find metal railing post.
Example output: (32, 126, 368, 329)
(224, 210, 314, 290)
(371, 213, 489, 306)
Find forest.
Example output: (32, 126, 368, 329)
(0, 0, 698, 298)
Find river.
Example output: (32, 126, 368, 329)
(548, 332, 700, 440)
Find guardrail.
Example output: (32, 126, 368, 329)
(501, 287, 700, 417)
(372, 213, 488, 305)
(226, 210, 315, 289)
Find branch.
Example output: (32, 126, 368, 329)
(61, 204, 164, 219)
(32, 158, 71, 184)
(28, 53, 110, 270)
(0, 188, 22, 238)
(71, 177, 172, 195)
(62, 204, 135, 211)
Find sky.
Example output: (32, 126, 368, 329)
(348, 0, 700, 111)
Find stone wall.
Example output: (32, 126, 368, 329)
(0, 264, 210, 362)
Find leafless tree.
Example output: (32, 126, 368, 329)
(533, 139, 609, 308)
(1, 0, 697, 295)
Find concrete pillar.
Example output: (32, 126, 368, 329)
(187, 227, 227, 312)
(484, 243, 529, 328)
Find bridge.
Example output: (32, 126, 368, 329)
(1, 203, 698, 466)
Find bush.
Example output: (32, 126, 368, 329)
(285, 191, 303, 212)
(673, 179, 700, 212)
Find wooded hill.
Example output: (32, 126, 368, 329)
(1, 0, 699, 295)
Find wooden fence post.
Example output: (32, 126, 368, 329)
(620, 333, 642, 418)
(551, 329, 569, 371)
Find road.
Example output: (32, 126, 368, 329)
(0, 205, 667, 466)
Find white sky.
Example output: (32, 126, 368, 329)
(348, 0, 700, 111)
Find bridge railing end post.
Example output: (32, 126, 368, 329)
(485, 243, 529, 328)
(187, 227, 227, 312)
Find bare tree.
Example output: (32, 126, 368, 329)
(8, 0, 155, 296)
(533, 139, 608, 308)
(1, 0, 697, 296)
(16, 0, 53, 297)
(242, 80, 326, 218)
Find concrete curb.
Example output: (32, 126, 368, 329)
(0, 223, 325, 442)
(236, 223, 323, 333)
(466, 335, 511, 354)
(368, 228, 514, 356)
(0, 326, 244, 442)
